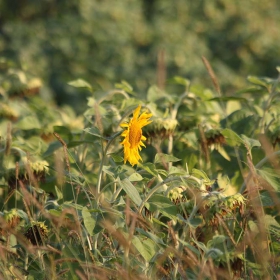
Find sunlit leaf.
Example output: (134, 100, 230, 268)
(221, 128, 243, 146)
(15, 115, 41, 130)
(82, 207, 96, 236)
(154, 153, 181, 164)
(118, 177, 142, 206)
(68, 79, 93, 91)
(241, 134, 261, 151)
(84, 127, 104, 139)
(128, 173, 143, 182)
(247, 76, 270, 87)
(168, 76, 190, 87)
(132, 236, 157, 261)
(168, 166, 188, 176)
(115, 80, 133, 94)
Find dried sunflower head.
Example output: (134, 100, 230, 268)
(24, 221, 49, 245)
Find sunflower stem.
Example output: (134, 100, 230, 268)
(96, 131, 122, 203)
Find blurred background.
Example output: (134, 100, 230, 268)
(1, 0, 280, 112)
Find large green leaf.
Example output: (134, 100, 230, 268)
(15, 115, 41, 130)
(221, 128, 243, 146)
(117, 177, 142, 207)
(82, 207, 96, 236)
(146, 194, 177, 220)
(68, 79, 93, 91)
(241, 134, 261, 151)
(154, 153, 181, 164)
(132, 236, 157, 261)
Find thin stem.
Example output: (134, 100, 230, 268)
(96, 131, 122, 202)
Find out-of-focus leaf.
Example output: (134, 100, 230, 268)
(82, 207, 96, 236)
(15, 115, 41, 130)
(118, 177, 142, 207)
(140, 163, 158, 177)
(221, 128, 243, 146)
(43, 141, 63, 158)
(132, 236, 157, 261)
(147, 85, 172, 103)
(216, 145, 231, 161)
(168, 76, 190, 87)
(241, 135, 261, 151)
(136, 228, 166, 247)
(205, 248, 223, 259)
(168, 166, 188, 176)
(208, 96, 248, 102)
(191, 168, 211, 181)
(247, 76, 270, 87)
(207, 235, 227, 248)
(115, 80, 133, 94)
(68, 79, 93, 91)
(128, 173, 143, 182)
(154, 153, 181, 164)
(235, 87, 265, 95)
(84, 127, 104, 139)
(55, 185, 63, 201)
(257, 168, 280, 190)
(110, 153, 124, 163)
(146, 194, 177, 219)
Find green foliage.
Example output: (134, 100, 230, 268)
(1, 1, 280, 112)
(1, 35, 280, 280)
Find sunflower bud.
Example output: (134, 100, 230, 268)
(145, 117, 178, 140)
(0, 104, 19, 121)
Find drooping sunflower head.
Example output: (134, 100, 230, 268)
(120, 105, 152, 166)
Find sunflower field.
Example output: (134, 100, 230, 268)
(1, 1, 280, 279)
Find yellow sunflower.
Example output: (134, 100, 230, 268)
(120, 105, 152, 166)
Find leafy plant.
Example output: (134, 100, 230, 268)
(1, 61, 280, 279)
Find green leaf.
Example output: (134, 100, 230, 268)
(83, 127, 104, 139)
(168, 166, 188, 176)
(115, 80, 133, 94)
(82, 207, 96, 236)
(154, 153, 181, 164)
(257, 168, 280, 190)
(260, 190, 278, 207)
(205, 248, 223, 260)
(241, 134, 261, 151)
(132, 236, 157, 261)
(55, 186, 63, 201)
(68, 79, 93, 91)
(128, 173, 143, 182)
(43, 141, 63, 158)
(136, 228, 166, 247)
(110, 153, 124, 163)
(15, 115, 41, 130)
(140, 163, 158, 177)
(216, 145, 231, 161)
(208, 96, 248, 102)
(168, 76, 190, 87)
(67, 140, 94, 148)
(189, 217, 203, 228)
(147, 85, 172, 103)
(247, 76, 269, 87)
(117, 177, 142, 207)
(207, 235, 227, 248)
(221, 128, 243, 146)
(191, 168, 211, 181)
(146, 194, 177, 219)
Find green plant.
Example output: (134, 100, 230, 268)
(1, 61, 280, 279)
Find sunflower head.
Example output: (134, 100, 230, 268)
(120, 105, 152, 166)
